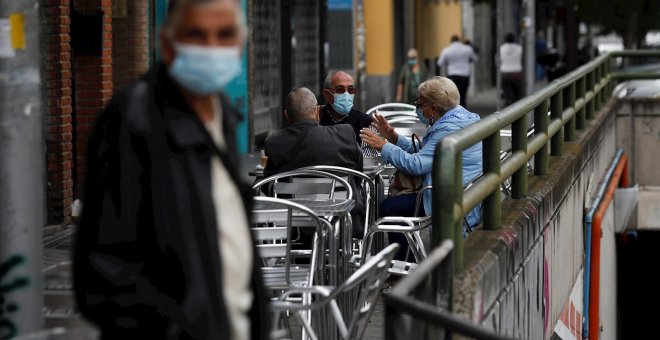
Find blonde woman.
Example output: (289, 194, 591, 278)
(361, 76, 482, 259)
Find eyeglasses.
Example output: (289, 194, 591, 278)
(414, 100, 427, 108)
(332, 86, 357, 94)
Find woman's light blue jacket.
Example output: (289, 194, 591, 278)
(380, 105, 483, 227)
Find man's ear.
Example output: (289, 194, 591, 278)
(323, 89, 334, 104)
(315, 106, 320, 122)
(284, 110, 292, 123)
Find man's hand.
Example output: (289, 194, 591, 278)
(372, 113, 397, 143)
(360, 128, 387, 151)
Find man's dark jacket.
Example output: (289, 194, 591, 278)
(74, 63, 268, 340)
(263, 120, 365, 236)
(319, 105, 372, 145)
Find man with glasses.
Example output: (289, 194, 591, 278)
(321, 71, 373, 146)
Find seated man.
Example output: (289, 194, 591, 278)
(320, 71, 373, 146)
(264, 87, 365, 237)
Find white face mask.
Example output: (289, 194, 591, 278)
(169, 43, 242, 95)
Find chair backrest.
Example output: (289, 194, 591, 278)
(251, 197, 329, 287)
(340, 243, 399, 339)
(252, 169, 353, 200)
(299, 166, 374, 236)
(365, 103, 416, 118)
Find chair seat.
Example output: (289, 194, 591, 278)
(388, 259, 418, 276)
(262, 267, 314, 289)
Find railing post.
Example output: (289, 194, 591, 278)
(433, 139, 462, 271)
(565, 83, 576, 141)
(576, 76, 586, 129)
(594, 65, 602, 111)
(587, 71, 595, 120)
(551, 92, 564, 156)
(534, 99, 550, 175)
(483, 132, 501, 229)
(511, 114, 528, 198)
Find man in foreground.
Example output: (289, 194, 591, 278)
(74, 0, 267, 339)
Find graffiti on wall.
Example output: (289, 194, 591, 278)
(0, 255, 30, 340)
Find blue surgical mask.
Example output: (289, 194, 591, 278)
(416, 107, 430, 125)
(169, 43, 242, 95)
(332, 92, 354, 116)
(408, 58, 418, 65)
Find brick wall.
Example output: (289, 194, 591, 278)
(73, 0, 113, 200)
(112, 0, 149, 92)
(43, 0, 73, 225)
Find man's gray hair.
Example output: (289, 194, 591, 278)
(324, 70, 353, 89)
(286, 87, 318, 121)
(418, 76, 460, 113)
(164, 0, 246, 40)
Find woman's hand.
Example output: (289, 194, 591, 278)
(360, 128, 387, 151)
(372, 113, 397, 143)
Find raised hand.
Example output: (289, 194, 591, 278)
(360, 128, 387, 151)
(372, 113, 397, 143)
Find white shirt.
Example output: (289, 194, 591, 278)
(204, 98, 253, 340)
(437, 42, 478, 77)
(499, 43, 523, 73)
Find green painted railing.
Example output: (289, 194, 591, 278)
(431, 50, 660, 272)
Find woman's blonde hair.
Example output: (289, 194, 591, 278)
(418, 76, 460, 113)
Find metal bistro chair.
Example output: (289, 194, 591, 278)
(252, 169, 354, 289)
(298, 166, 377, 256)
(270, 243, 399, 340)
(251, 196, 331, 290)
(252, 169, 353, 201)
(252, 197, 332, 340)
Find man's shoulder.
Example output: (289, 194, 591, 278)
(349, 109, 373, 124)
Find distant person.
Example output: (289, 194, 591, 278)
(437, 35, 478, 107)
(74, 0, 268, 339)
(396, 48, 429, 104)
(264, 87, 366, 237)
(320, 71, 372, 145)
(360, 76, 483, 260)
(500, 32, 523, 106)
(535, 31, 548, 81)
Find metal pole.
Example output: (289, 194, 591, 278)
(0, 1, 45, 337)
(523, 0, 535, 96)
(495, 0, 503, 111)
(534, 99, 549, 175)
(482, 132, 501, 229)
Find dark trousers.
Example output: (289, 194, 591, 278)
(502, 72, 522, 106)
(448, 75, 470, 107)
(380, 194, 424, 261)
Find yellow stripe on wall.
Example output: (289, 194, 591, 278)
(416, 0, 462, 60)
(9, 13, 25, 50)
(364, 0, 394, 76)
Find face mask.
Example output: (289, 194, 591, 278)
(416, 107, 430, 125)
(332, 92, 354, 116)
(169, 43, 242, 95)
(408, 58, 418, 65)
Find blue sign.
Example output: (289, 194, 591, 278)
(329, 0, 352, 10)
(224, 0, 250, 153)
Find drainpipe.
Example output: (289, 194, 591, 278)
(0, 1, 45, 337)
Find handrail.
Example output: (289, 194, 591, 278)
(431, 50, 660, 273)
(385, 239, 518, 339)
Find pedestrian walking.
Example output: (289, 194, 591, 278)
(500, 32, 523, 106)
(437, 35, 478, 107)
(396, 48, 429, 104)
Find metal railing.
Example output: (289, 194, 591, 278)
(430, 50, 660, 273)
(385, 239, 516, 340)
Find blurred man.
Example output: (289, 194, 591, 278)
(321, 71, 372, 145)
(74, 0, 267, 339)
(437, 35, 478, 107)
